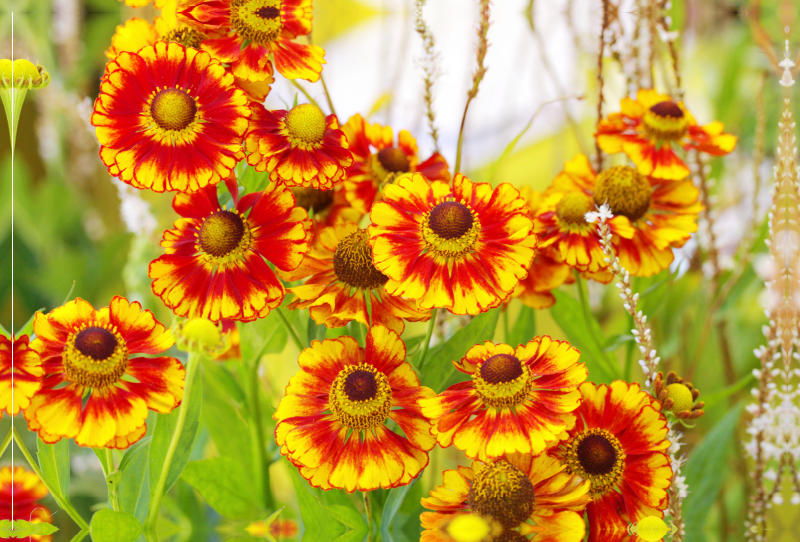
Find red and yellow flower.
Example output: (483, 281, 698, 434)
(92, 41, 250, 193)
(0, 335, 44, 418)
(0, 466, 53, 542)
(420, 337, 587, 461)
(290, 185, 362, 233)
(177, 0, 325, 84)
(274, 325, 436, 492)
(24, 297, 185, 449)
(538, 154, 701, 277)
(279, 222, 430, 334)
(341, 113, 450, 214)
(596, 89, 737, 180)
(421, 453, 590, 542)
(245, 102, 353, 191)
(551, 381, 672, 542)
(149, 181, 312, 322)
(368, 174, 537, 315)
(104, 14, 273, 102)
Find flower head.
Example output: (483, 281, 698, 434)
(245, 102, 353, 191)
(596, 89, 737, 180)
(149, 181, 312, 322)
(341, 113, 450, 214)
(0, 59, 50, 89)
(421, 453, 590, 542)
(92, 41, 250, 193)
(274, 326, 436, 492)
(653, 371, 704, 420)
(279, 222, 430, 333)
(368, 173, 536, 315)
(25, 297, 185, 449)
(420, 337, 587, 461)
(0, 466, 54, 542)
(0, 335, 44, 418)
(178, 0, 325, 84)
(551, 381, 672, 542)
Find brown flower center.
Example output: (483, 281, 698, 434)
(75, 327, 118, 360)
(198, 211, 247, 258)
(377, 147, 410, 174)
(468, 461, 535, 528)
(642, 100, 688, 141)
(480, 354, 523, 384)
(344, 370, 378, 402)
(329, 363, 392, 431)
(291, 187, 335, 214)
(64, 325, 129, 389)
(492, 531, 528, 542)
(593, 166, 651, 222)
(164, 27, 207, 49)
(577, 434, 618, 475)
(563, 428, 625, 497)
(230, 0, 283, 44)
(150, 88, 197, 132)
(333, 229, 389, 290)
(285, 103, 327, 146)
(556, 192, 593, 225)
(428, 201, 474, 240)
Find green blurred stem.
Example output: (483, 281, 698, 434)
(363, 491, 373, 542)
(0, 428, 10, 457)
(574, 271, 605, 355)
(247, 350, 275, 511)
(417, 308, 438, 371)
(276, 308, 304, 351)
(11, 426, 90, 531)
(503, 308, 511, 343)
(454, 96, 473, 174)
(70, 530, 90, 542)
(103, 448, 120, 511)
(144, 352, 201, 541)
(0, 87, 27, 154)
(623, 312, 635, 381)
(319, 73, 338, 118)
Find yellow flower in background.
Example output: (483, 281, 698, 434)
(0, 334, 44, 418)
(0, 466, 54, 542)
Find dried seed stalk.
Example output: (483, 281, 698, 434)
(415, 0, 441, 152)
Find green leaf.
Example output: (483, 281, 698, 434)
(180, 457, 260, 520)
(550, 290, 619, 384)
(89, 509, 143, 542)
(0, 520, 11, 538)
(0, 520, 58, 538)
(423, 310, 500, 391)
(239, 310, 290, 363)
(290, 470, 347, 542)
(700, 374, 755, 409)
(0, 323, 9, 339)
(324, 504, 368, 542)
(682, 402, 745, 541)
(508, 305, 537, 347)
(380, 478, 417, 542)
(239, 165, 271, 195)
(148, 369, 203, 499)
(119, 438, 151, 525)
(37, 436, 70, 500)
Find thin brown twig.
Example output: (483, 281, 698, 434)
(415, 0, 441, 151)
(595, 0, 610, 172)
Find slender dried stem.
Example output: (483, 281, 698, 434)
(415, 0, 441, 151)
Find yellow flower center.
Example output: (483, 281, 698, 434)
(665, 383, 693, 413)
(284, 103, 328, 147)
(197, 210, 251, 259)
(422, 200, 481, 258)
(467, 461, 535, 528)
(290, 187, 335, 213)
(593, 166, 652, 222)
(164, 27, 207, 49)
(556, 192, 593, 225)
(642, 100, 688, 141)
(230, 0, 283, 45)
(181, 318, 221, 348)
(329, 363, 392, 431)
(445, 515, 492, 542)
(64, 325, 129, 388)
(564, 428, 625, 497)
(333, 229, 389, 290)
(635, 516, 670, 542)
(150, 88, 197, 132)
(473, 354, 532, 408)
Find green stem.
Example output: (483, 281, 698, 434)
(0, 428, 11, 457)
(417, 308, 438, 371)
(144, 353, 201, 541)
(288, 79, 324, 111)
(454, 97, 474, 174)
(276, 308, 304, 351)
(624, 312, 635, 381)
(574, 270, 606, 354)
(11, 427, 90, 531)
(70, 530, 90, 542)
(363, 491, 373, 542)
(248, 354, 274, 511)
(319, 73, 338, 118)
(105, 448, 120, 511)
(503, 308, 511, 344)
